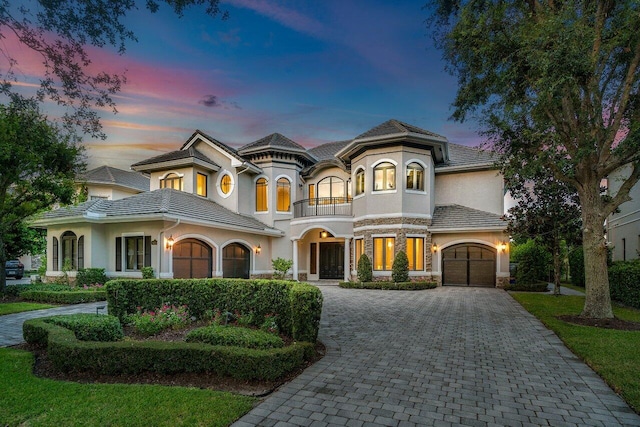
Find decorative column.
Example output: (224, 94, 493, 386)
(344, 237, 350, 282)
(292, 239, 299, 281)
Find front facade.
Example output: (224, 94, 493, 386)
(34, 119, 509, 287)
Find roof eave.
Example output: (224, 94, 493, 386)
(336, 133, 448, 162)
(430, 226, 507, 233)
(435, 163, 497, 174)
(131, 157, 220, 173)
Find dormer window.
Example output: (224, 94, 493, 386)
(374, 162, 395, 191)
(406, 162, 424, 191)
(196, 173, 208, 197)
(160, 173, 183, 191)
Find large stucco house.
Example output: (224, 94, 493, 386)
(33, 119, 510, 286)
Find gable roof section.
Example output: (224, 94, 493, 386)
(131, 146, 220, 173)
(34, 189, 283, 236)
(430, 204, 506, 232)
(336, 119, 449, 163)
(80, 166, 149, 192)
(436, 143, 496, 172)
(238, 133, 306, 153)
(308, 140, 351, 161)
(182, 130, 261, 172)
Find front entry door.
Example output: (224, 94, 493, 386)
(319, 242, 344, 279)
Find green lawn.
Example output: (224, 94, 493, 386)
(511, 293, 640, 413)
(0, 348, 256, 426)
(0, 302, 55, 315)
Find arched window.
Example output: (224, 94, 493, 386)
(61, 231, 77, 270)
(406, 162, 424, 191)
(317, 176, 345, 202)
(52, 237, 59, 271)
(256, 177, 268, 212)
(220, 174, 232, 195)
(277, 177, 291, 212)
(160, 173, 183, 190)
(355, 168, 365, 196)
(374, 162, 395, 191)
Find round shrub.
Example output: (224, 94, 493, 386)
(357, 254, 373, 283)
(186, 324, 284, 349)
(45, 314, 124, 342)
(392, 251, 409, 283)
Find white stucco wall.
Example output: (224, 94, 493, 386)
(434, 170, 504, 215)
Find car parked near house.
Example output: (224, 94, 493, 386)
(5, 260, 24, 279)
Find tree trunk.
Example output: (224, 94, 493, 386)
(553, 240, 561, 296)
(580, 192, 614, 318)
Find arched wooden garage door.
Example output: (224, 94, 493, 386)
(223, 243, 250, 279)
(442, 244, 496, 287)
(173, 239, 212, 279)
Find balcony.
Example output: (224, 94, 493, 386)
(293, 197, 352, 218)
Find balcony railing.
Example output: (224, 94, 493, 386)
(293, 197, 353, 218)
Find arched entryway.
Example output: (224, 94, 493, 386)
(173, 239, 212, 279)
(222, 243, 250, 279)
(442, 243, 496, 287)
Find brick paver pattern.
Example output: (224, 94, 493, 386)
(235, 286, 640, 427)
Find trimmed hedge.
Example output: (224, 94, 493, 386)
(106, 278, 322, 343)
(186, 325, 284, 349)
(609, 261, 640, 309)
(23, 318, 314, 381)
(339, 281, 437, 290)
(44, 314, 124, 342)
(75, 268, 108, 287)
(20, 289, 107, 304)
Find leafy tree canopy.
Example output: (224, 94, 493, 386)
(0, 0, 226, 138)
(427, 0, 640, 318)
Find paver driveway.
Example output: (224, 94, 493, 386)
(235, 286, 640, 427)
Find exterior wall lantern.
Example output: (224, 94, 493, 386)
(431, 243, 438, 252)
(320, 230, 328, 239)
(498, 241, 507, 253)
(166, 235, 174, 250)
(255, 244, 261, 254)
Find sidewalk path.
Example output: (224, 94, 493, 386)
(0, 302, 107, 347)
(235, 286, 640, 426)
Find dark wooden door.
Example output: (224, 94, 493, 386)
(319, 242, 344, 279)
(442, 244, 496, 287)
(223, 243, 250, 279)
(173, 239, 212, 279)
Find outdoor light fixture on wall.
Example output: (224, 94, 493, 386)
(498, 241, 507, 253)
(166, 235, 174, 250)
(431, 243, 438, 252)
(320, 230, 328, 239)
(255, 244, 261, 254)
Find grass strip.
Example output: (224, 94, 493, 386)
(510, 293, 640, 413)
(0, 302, 55, 316)
(0, 348, 255, 426)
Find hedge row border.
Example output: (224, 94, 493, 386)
(338, 281, 438, 290)
(20, 290, 107, 304)
(23, 318, 315, 381)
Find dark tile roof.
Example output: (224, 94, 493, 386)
(130, 146, 219, 169)
(355, 119, 445, 140)
(430, 204, 506, 231)
(308, 140, 351, 161)
(238, 133, 307, 153)
(439, 143, 496, 169)
(38, 189, 283, 235)
(80, 166, 149, 192)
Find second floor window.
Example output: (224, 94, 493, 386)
(374, 162, 395, 191)
(196, 173, 208, 197)
(220, 174, 232, 195)
(256, 178, 267, 212)
(160, 173, 183, 190)
(277, 177, 291, 212)
(406, 163, 424, 191)
(318, 176, 345, 202)
(355, 168, 365, 195)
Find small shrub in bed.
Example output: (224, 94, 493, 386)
(75, 268, 108, 288)
(126, 304, 190, 336)
(186, 324, 284, 349)
(357, 254, 373, 283)
(392, 251, 409, 283)
(44, 314, 124, 342)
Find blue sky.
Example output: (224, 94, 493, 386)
(8, 0, 483, 170)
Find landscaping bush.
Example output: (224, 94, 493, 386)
(106, 278, 322, 342)
(608, 260, 640, 309)
(141, 266, 155, 279)
(75, 268, 108, 287)
(20, 289, 107, 304)
(357, 254, 373, 283)
(23, 318, 314, 381)
(392, 251, 409, 283)
(44, 314, 124, 342)
(339, 281, 437, 290)
(568, 246, 585, 287)
(126, 304, 190, 336)
(504, 282, 550, 292)
(186, 324, 284, 349)
(511, 240, 551, 285)
(272, 258, 293, 280)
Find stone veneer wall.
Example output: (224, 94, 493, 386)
(354, 217, 433, 280)
(496, 276, 509, 289)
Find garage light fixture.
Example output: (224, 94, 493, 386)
(431, 243, 438, 252)
(498, 241, 507, 253)
(255, 244, 261, 254)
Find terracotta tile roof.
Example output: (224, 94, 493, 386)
(37, 189, 283, 235)
(80, 166, 150, 192)
(430, 204, 506, 231)
(354, 119, 445, 140)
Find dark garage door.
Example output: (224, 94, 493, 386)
(173, 239, 212, 279)
(442, 244, 496, 287)
(223, 243, 250, 279)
